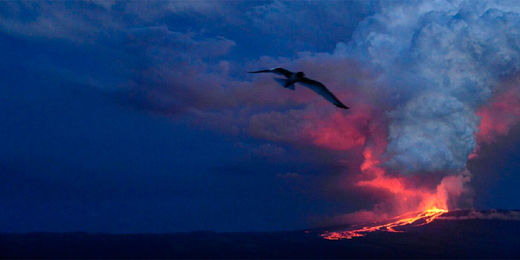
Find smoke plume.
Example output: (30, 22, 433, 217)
(337, 0, 520, 175)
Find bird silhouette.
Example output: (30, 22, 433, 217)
(249, 67, 349, 109)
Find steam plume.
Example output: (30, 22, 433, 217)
(337, 0, 520, 175)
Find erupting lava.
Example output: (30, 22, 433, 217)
(322, 207, 448, 240)
(320, 141, 466, 240)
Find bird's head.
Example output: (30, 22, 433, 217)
(296, 72, 305, 78)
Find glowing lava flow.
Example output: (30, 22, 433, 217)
(317, 125, 468, 240)
(320, 147, 456, 240)
(322, 207, 448, 240)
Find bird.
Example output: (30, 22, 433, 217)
(248, 67, 349, 109)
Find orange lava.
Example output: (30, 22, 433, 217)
(322, 207, 448, 240)
(320, 142, 464, 240)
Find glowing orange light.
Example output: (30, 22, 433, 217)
(321, 142, 462, 240)
(322, 207, 448, 240)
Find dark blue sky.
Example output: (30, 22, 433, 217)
(1, 1, 520, 233)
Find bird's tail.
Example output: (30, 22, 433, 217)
(274, 78, 295, 90)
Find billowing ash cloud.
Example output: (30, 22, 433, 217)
(335, 0, 520, 174)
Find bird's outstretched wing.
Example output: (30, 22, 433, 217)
(248, 67, 293, 78)
(298, 77, 349, 109)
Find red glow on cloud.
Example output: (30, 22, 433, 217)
(356, 146, 467, 214)
(469, 85, 520, 159)
(305, 110, 370, 151)
(321, 144, 469, 239)
(476, 87, 520, 145)
(298, 100, 468, 238)
(318, 80, 520, 240)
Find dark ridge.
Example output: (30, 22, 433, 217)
(1, 210, 519, 259)
(440, 209, 520, 218)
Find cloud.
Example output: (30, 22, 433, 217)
(385, 93, 478, 173)
(0, 1, 372, 150)
(248, 1, 374, 52)
(0, 1, 123, 42)
(6, 1, 520, 179)
(476, 82, 520, 145)
(5, 0, 520, 229)
(335, 0, 520, 174)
